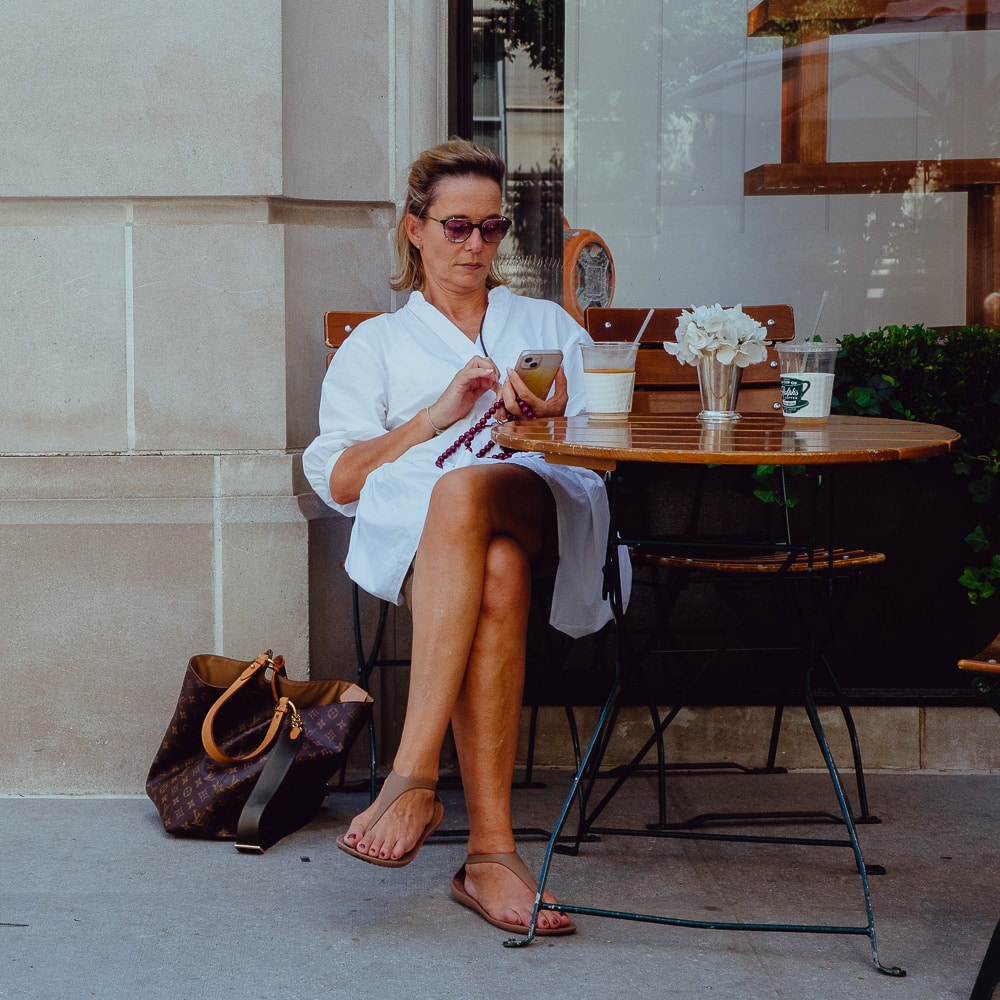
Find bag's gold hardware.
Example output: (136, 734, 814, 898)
(264, 655, 281, 682)
(287, 700, 303, 740)
(235, 842, 266, 855)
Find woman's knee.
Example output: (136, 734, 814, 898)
(426, 469, 488, 531)
(423, 467, 550, 579)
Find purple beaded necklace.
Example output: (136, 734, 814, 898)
(434, 310, 535, 469)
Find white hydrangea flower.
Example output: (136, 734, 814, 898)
(664, 303, 768, 367)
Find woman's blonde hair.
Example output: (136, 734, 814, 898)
(391, 139, 508, 293)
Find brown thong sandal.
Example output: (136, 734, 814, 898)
(450, 852, 577, 936)
(336, 770, 444, 868)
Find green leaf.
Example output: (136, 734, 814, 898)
(965, 524, 992, 553)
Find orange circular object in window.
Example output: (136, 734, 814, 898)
(562, 221, 615, 324)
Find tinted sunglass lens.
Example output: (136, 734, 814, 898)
(443, 219, 475, 242)
(481, 218, 511, 243)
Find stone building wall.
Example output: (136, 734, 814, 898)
(0, 0, 445, 791)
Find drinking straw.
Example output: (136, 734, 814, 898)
(808, 290, 828, 341)
(632, 308, 656, 347)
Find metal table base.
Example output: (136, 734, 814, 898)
(504, 474, 906, 977)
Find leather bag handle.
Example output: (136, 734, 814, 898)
(201, 651, 295, 764)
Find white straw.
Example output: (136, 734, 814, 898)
(632, 307, 656, 346)
(809, 291, 828, 341)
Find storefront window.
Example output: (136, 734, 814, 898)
(450, 1, 999, 698)
(452, 0, 566, 300)
(454, 0, 1000, 334)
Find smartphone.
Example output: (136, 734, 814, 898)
(512, 349, 563, 399)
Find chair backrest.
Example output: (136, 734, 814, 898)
(324, 311, 379, 351)
(585, 305, 795, 414)
(326, 306, 796, 413)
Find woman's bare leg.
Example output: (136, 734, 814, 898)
(341, 463, 550, 863)
(450, 533, 528, 852)
(449, 533, 573, 931)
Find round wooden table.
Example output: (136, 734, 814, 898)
(493, 413, 960, 471)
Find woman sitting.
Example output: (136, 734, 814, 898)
(303, 138, 626, 936)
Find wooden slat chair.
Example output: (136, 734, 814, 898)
(324, 311, 376, 366)
(958, 630, 1000, 1000)
(959, 629, 1000, 717)
(585, 306, 885, 827)
(322, 311, 583, 822)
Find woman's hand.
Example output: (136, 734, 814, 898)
(499, 365, 568, 420)
(425, 356, 500, 432)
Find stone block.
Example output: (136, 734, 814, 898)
(132, 223, 286, 450)
(281, 217, 396, 448)
(0, 1, 281, 196)
(0, 452, 319, 793)
(0, 225, 128, 452)
(218, 515, 310, 673)
(0, 517, 214, 793)
(923, 707, 1000, 772)
(281, 0, 391, 201)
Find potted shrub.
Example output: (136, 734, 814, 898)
(833, 323, 1000, 607)
(766, 323, 998, 698)
(748, 323, 997, 698)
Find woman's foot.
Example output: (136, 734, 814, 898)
(337, 771, 444, 868)
(451, 853, 576, 935)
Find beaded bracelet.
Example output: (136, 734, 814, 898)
(435, 396, 535, 469)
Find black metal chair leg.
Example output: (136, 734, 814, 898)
(520, 702, 541, 788)
(351, 583, 389, 801)
(618, 623, 671, 826)
(762, 659, 801, 773)
(563, 703, 582, 768)
(970, 917, 1000, 1000)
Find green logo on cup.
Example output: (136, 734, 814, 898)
(781, 376, 811, 414)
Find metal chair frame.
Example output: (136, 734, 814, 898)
(614, 466, 882, 831)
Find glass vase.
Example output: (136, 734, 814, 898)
(696, 355, 743, 421)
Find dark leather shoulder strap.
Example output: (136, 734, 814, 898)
(234, 727, 304, 854)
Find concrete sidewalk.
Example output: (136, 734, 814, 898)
(3, 771, 998, 1000)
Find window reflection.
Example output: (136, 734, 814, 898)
(454, 1, 999, 332)
(454, 0, 565, 302)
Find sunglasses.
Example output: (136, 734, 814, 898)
(426, 215, 512, 244)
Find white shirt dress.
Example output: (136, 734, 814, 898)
(302, 286, 630, 639)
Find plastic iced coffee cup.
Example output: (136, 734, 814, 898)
(776, 343, 838, 421)
(580, 342, 638, 418)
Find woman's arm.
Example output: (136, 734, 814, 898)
(328, 355, 500, 505)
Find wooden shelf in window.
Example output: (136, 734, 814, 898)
(749, 0, 999, 40)
(745, 158, 1000, 196)
(744, 2, 1000, 324)
(746, 1, 999, 164)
